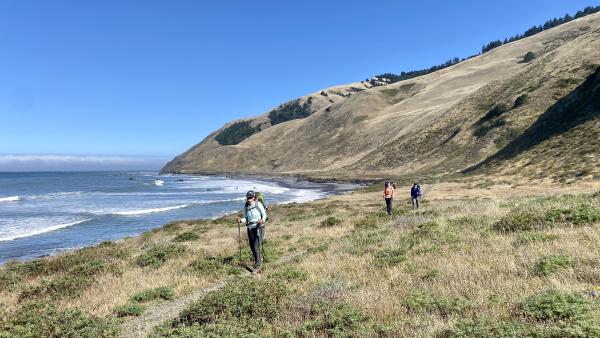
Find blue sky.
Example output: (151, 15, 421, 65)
(0, 0, 596, 169)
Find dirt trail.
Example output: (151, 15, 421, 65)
(120, 251, 307, 338)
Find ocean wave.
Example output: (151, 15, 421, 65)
(111, 204, 189, 216)
(0, 218, 92, 242)
(0, 196, 20, 202)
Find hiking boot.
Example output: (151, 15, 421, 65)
(252, 267, 262, 275)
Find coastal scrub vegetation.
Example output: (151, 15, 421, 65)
(0, 185, 599, 336)
(214, 120, 259, 146)
(268, 98, 313, 126)
(370, 5, 600, 88)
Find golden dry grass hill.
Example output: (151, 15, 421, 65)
(162, 11, 600, 183)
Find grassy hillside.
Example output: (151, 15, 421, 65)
(161, 12, 600, 183)
(1, 182, 599, 337)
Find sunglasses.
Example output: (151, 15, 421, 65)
(246, 196, 254, 199)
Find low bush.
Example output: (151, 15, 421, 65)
(493, 207, 547, 232)
(373, 248, 407, 267)
(187, 254, 233, 276)
(114, 303, 145, 317)
(135, 244, 185, 268)
(441, 317, 528, 338)
(523, 51, 536, 62)
(173, 278, 289, 327)
(173, 231, 200, 242)
(532, 254, 576, 277)
(545, 204, 600, 226)
(513, 94, 529, 108)
(0, 302, 119, 337)
(271, 266, 308, 282)
(403, 290, 470, 317)
(131, 286, 174, 303)
(320, 216, 342, 227)
(19, 274, 93, 300)
(519, 289, 591, 321)
(296, 302, 370, 337)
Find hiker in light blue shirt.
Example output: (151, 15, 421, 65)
(236, 190, 267, 273)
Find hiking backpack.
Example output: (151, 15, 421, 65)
(255, 191, 269, 221)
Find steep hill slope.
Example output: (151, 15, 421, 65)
(162, 13, 600, 181)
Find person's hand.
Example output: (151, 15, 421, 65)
(257, 219, 264, 225)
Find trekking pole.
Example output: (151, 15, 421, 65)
(237, 220, 242, 263)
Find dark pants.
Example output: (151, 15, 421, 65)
(385, 198, 393, 215)
(411, 196, 419, 209)
(247, 226, 263, 268)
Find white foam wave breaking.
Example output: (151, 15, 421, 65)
(0, 196, 20, 202)
(111, 204, 189, 215)
(0, 218, 92, 242)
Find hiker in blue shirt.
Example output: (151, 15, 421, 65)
(236, 190, 267, 274)
(411, 182, 422, 209)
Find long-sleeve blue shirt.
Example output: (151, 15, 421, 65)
(240, 201, 266, 228)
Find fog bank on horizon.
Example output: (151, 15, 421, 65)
(0, 154, 170, 172)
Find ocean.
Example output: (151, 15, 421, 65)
(0, 171, 353, 263)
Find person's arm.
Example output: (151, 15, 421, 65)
(392, 187, 395, 199)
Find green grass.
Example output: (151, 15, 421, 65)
(173, 231, 200, 242)
(514, 232, 560, 246)
(519, 289, 591, 321)
(114, 303, 145, 317)
(130, 286, 174, 303)
(0, 302, 119, 337)
(270, 266, 308, 282)
(532, 254, 576, 277)
(493, 203, 600, 232)
(320, 216, 342, 227)
(403, 290, 470, 317)
(135, 244, 186, 268)
(172, 278, 289, 327)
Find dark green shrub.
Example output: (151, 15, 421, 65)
(268, 99, 312, 125)
(373, 248, 406, 267)
(131, 286, 174, 303)
(513, 94, 529, 108)
(320, 216, 341, 227)
(135, 244, 185, 268)
(271, 266, 307, 282)
(173, 231, 200, 242)
(493, 208, 547, 232)
(482, 104, 510, 121)
(19, 274, 93, 300)
(532, 254, 576, 277)
(545, 204, 600, 226)
(0, 302, 119, 337)
(523, 51, 536, 62)
(441, 317, 528, 337)
(519, 289, 591, 321)
(214, 120, 259, 146)
(173, 278, 289, 326)
(403, 290, 470, 317)
(187, 255, 230, 276)
(114, 303, 145, 317)
(296, 302, 370, 337)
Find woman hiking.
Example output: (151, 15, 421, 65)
(411, 182, 422, 209)
(383, 181, 395, 215)
(236, 190, 267, 274)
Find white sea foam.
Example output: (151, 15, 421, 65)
(112, 204, 189, 215)
(0, 196, 20, 202)
(154, 180, 165, 186)
(0, 218, 92, 242)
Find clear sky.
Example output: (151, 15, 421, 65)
(0, 0, 596, 170)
